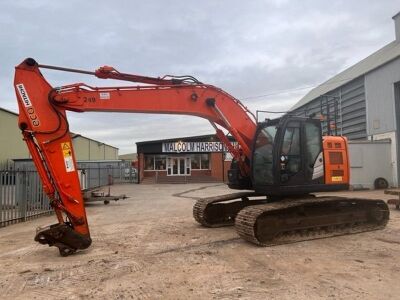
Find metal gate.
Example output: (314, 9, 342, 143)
(1, 160, 137, 227)
(77, 160, 138, 189)
(0, 168, 52, 227)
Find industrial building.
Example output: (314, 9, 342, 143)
(0, 107, 119, 166)
(0, 107, 30, 166)
(136, 134, 233, 183)
(291, 12, 400, 188)
(70, 134, 119, 161)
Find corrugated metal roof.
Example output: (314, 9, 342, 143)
(70, 133, 119, 149)
(0, 107, 18, 116)
(291, 40, 400, 110)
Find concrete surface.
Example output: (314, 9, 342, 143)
(0, 183, 400, 299)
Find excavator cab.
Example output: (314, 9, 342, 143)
(229, 116, 349, 195)
(251, 116, 324, 195)
(202, 115, 388, 245)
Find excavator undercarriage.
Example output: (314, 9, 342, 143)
(194, 193, 389, 246)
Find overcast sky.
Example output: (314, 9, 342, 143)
(2, 0, 400, 154)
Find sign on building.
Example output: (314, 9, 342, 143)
(162, 141, 236, 153)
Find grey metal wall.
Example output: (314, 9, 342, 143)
(293, 76, 367, 140)
(365, 57, 400, 136)
(348, 140, 393, 188)
(396, 83, 400, 187)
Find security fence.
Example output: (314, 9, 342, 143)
(77, 160, 137, 189)
(0, 160, 137, 227)
(0, 168, 52, 227)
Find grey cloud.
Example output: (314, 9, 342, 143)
(2, 0, 400, 153)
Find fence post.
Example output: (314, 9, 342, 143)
(16, 169, 28, 221)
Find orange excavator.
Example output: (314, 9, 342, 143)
(14, 58, 389, 256)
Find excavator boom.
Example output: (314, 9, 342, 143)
(14, 58, 256, 255)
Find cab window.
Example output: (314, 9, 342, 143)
(304, 121, 322, 171)
(281, 125, 301, 174)
(253, 125, 277, 185)
(282, 127, 300, 156)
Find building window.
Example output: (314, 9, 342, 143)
(167, 158, 172, 175)
(189, 154, 210, 169)
(186, 157, 191, 174)
(190, 154, 201, 169)
(155, 155, 166, 170)
(200, 154, 210, 169)
(144, 156, 155, 170)
(145, 155, 166, 170)
(147, 154, 210, 170)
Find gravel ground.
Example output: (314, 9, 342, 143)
(0, 183, 399, 299)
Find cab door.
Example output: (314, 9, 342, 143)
(279, 120, 304, 185)
(279, 119, 323, 185)
(303, 120, 324, 184)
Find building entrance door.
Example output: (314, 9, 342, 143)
(167, 156, 191, 176)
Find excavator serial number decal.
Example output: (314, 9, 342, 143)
(16, 83, 40, 127)
(61, 142, 75, 172)
(83, 96, 96, 103)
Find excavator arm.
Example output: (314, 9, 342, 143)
(14, 58, 257, 255)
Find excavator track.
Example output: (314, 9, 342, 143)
(193, 192, 266, 227)
(235, 196, 390, 246)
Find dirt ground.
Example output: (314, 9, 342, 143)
(0, 183, 400, 299)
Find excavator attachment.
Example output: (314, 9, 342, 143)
(35, 223, 92, 256)
(235, 197, 389, 246)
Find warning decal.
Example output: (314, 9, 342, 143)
(99, 92, 110, 100)
(61, 142, 75, 172)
